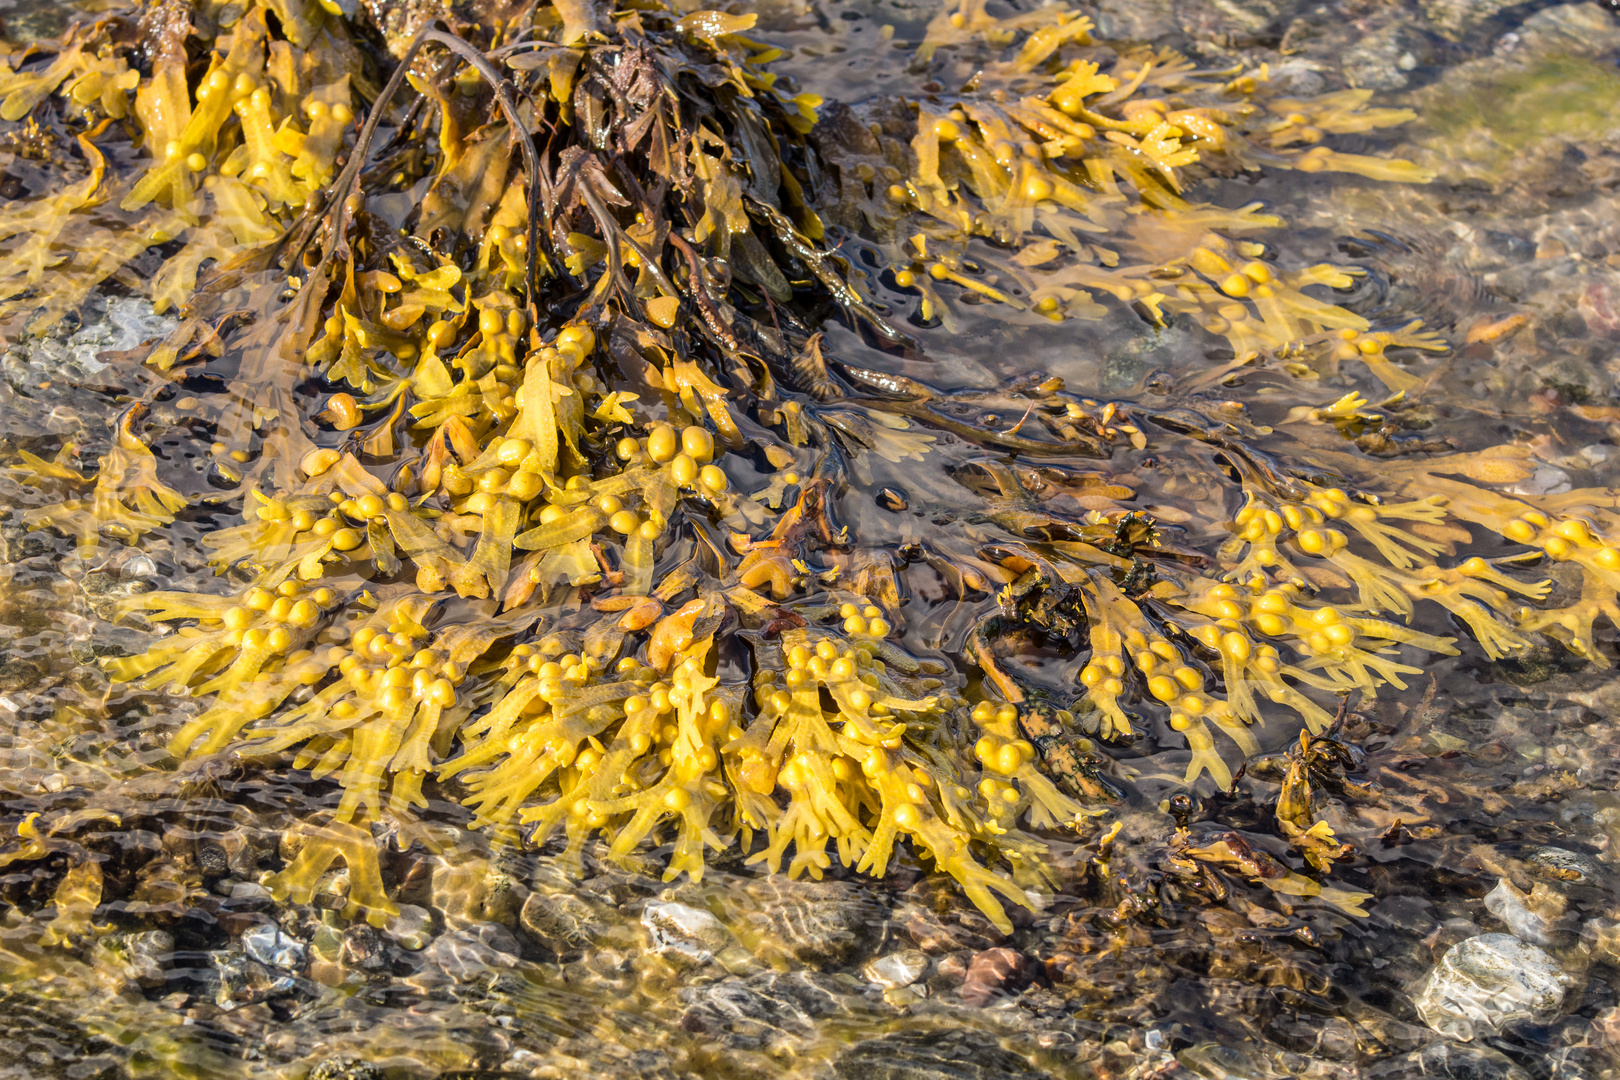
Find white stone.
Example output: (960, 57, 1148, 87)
(864, 949, 929, 989)
(1484, 879, 1554, 946)
(241, 923, 305, 970)
(384, 903, 434, 951)
(642, 901, 732, 965)
(1412, 933, 1571, 1040)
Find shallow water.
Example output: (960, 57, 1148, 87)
(3, 0, 1620, 1078)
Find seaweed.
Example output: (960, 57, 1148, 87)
(826, 3, 1445, 383)
(3, 0, 1615, 935)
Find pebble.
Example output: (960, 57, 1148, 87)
(1364, 1041, 1532, 1080)
(959, 947, 1033, 1006)
(882, 985, 927, 1008)
(340, 924, 392, 975)
(123, 929, 174, 988)
(715, 944, 766, 977)
(642, 900, 732, 966)
(833, 1029, 1052, 1079)
(241, 922, 306, 970)
(678, 970, 863, 1052)
(1478, 882, 1529, 939)
(384, 903, 434, 951)
(1411, 932, 1572, 1039)
(211, 952, 294, 1011)
(1527, 846, 1603, 884)
(863, 950, 929, 989)
(426, 924, 522, 983)
(738, 878, 884, 968)
(1508, 465, 1573, 497)
(518, 890, 608, 954)
(229, 881, 272, 901)
(309, 1057, 385, 1080)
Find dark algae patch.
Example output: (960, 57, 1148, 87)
(0, 0, 1618, 1077)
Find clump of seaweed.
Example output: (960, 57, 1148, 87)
(0, 3, 361, 330)
(822, 0, 1446, 386)
(4, 0, 1619, 935)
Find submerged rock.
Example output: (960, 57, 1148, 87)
(519, 890, 611, 954)
(864, 950, 929, 989)
(241, 922, 306, 970)
(832, 1028, 1052, 1080)
(382, 903, 434, 951)
(737, 878, 886, 968)
(959, 947, 1035, 1006)
(1483, 878, 1568, 947)
(309, 1056, 385, 1080)
(425, 924, 522, 983)
(124, 929, 174, 988)
(679, 970, 865, 1052)
(642, 900, 733, 966)
(1411, 932, 1572, 1039)
(1364, 1041, 1533, 1080)
(210, 951, 295, 1011)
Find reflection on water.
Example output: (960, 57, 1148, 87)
(2, 0, 1620, 1078)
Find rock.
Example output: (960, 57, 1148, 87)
(1423, 0, 1521, 36)
(864, 950, 929, 989)
(519, 890, 609, 954)
(1593, 1004, 1620, 1047)
(642, 900, 732, 966)
(1411, 932, 1572, 1039)
(1508, 464, 1574, 497)
(383, 903, 434, 951)
(340, 924, 392, 975)
(1088, 0, 1178, 42)
(738, 877, 885, 968)
(115, 929, 173, 988)
(420, 855, 524, 927)
(211, 951, 294, 1011)
(1580, 281, 1620, 339)
(309, 1056, 385, 1080)
(308, 922, 347, 987)
(1343, 23, 1430, 90)
(0, 656, 44, 692)
(1177, 1043, 1273, 1080)
(959, 947, 1034, 1006)
(195, 839, 230, 877)
(1529, 354, 1607, 409)
(1511, 4, 1620, 58)
(1364, 1041, 1533, 1080)
(833, 1028, 1052, 1079)
(679, 971, 863, 1053)
(0, 990, 123, 1080)
(896, 901, 998, 954)
(715, 945, 767, 977)
(426, 924, 522, 983)
(1526, 846, 1603, 884)
(0, 295, 175, 394)
(1484, 878, 1568, 947)
(241, 922, 306, 970)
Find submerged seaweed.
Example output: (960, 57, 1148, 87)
(0, 0, 1616, 950)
